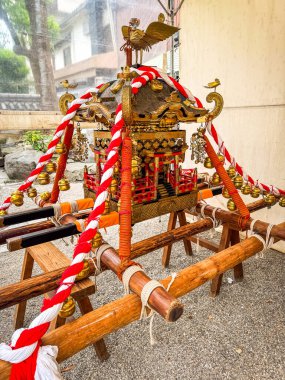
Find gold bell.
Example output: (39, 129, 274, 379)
(117, 199, 121, 212)
(58, 296, 76, 318)
(10, 190, 24, 207)
(222, 187, 231, 199)
(204, 156, 214, 169)
(211, 172, 221, 185)
(217, 153, 225, 164)
(227, 198, 237, 211)
(0, 210, 7, 216)
(58, 178, 70, 191)
(38, 172, 50, 185)
(114, 163, 120, 174)
(251, 186, 261, 198)
(76, 259, 90, 281)
(103, 199, 110, 215)
(279, 197, 285, 207)
(264, 192, 276, 206)
(27, 187, 37, 198)
(110, 178, 118, 195)
(131, 157, 139, 177)
(131, 181, 136, 192)
(55, 142, 66, 155)
(241, 183, 251, 195)
(233, 174, 243, 189)
(46, 161, 57, 173)
(92, 231, 102, 249)
(227, 165, 236, 178)
(40, 191, 51, 201)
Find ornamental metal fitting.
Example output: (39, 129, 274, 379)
(190, 127, 206, 164)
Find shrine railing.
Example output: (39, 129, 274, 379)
(169, 168, 197, 194)
(84, 172, 99, 193)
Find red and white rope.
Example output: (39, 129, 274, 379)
(1, 66, 284, 378)
(130, 66, 196, 102)
(133, 66, 285, 197)
(0, 73, 161, 379)
(0, 103, 123, 367)
(192, 99, 285, 197)
(0, 87, 102, 211)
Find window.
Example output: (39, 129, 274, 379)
(63, 46, 71, 66)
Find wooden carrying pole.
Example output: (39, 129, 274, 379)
(0, 232, 272, 378)
(0, 197, 94, 227)
(1, 218, 284, 311)
(0, 218, 213, 310)
(2, 211, 119, 249)
(195, 202, 285, 240)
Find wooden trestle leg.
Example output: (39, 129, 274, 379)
(14, 250, 34, 329)
(162, 211, 193, 268)
(210, 224, 244, 297)
(14, 243, 109, 361)
(162, 211, 244, 295)
(77, 297, 110, 361)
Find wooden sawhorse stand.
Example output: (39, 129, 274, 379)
(162, 211, 244, 297)
(14, 242, 109, 361)
(162, 211, 193, 268)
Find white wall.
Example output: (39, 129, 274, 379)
(54, 15, 91, 70)
(180, 0, 285, 249)
(71, 17, 91, 64)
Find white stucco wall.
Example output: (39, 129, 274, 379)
(180, 0, 285, 250)
(71, 17, 92, 64)
(54, 14, 91, 70)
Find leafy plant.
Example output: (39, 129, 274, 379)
(23, 130, 52, 152)
(0, 49, 29, 93)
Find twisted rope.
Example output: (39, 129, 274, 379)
(0, 86, 103, 211)
(192, 97, 285, 197)
(0, 101, 124, 373)
(248, 219, 274, 257)
(0, 70, 162, 376)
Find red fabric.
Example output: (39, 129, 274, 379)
(10, 343, 40, 380)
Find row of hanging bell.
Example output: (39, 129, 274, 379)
(204, 153, 225, 169)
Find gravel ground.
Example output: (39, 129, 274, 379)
(0, 179, 284, 380)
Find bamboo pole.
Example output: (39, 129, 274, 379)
(0, 219, 213, 310)
(0, 232, 271, 378)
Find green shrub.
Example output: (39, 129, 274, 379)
(0, 49, 29, 93)
(23, 130, 52, 152)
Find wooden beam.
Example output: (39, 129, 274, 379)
(0, 211, 90, 245)
(0, 207, 55, 227)
(0, 231, 270, 378)
(98, 244, 183, 322)
(195, 202, 285, 240)
(0, 111, 97, 130)
(162, 211, 177, 268)
(7, 224, 79, 251)
(188, 236, 219, 252)
(0, 219, 213, 310)
(2, 218, 284, 311)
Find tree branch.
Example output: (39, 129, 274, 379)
(0, 2, 30, 57)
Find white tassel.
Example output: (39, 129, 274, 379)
(35, 346, 63, 380)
